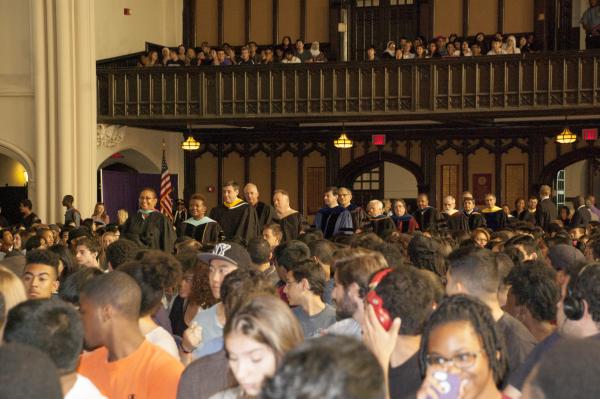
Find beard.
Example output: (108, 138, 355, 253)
(335, 291, 358, 319)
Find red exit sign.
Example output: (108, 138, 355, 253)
(583, 128, 598, 141)
(372, 134, 386, 146)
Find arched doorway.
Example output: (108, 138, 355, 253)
(338, 152, 425, 209)
(0, 145, 33, 226)
(538, 147, 600, 208)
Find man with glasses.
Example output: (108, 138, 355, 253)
(337, 187, 368, 232)
(121, 188, 176, 251)
(440, 195, 469, 232)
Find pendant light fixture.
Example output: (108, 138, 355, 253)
(556, 116, 577, 144)
(181, 136, 200, 150)
(334, 124, 353, 149)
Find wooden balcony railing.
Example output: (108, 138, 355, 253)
(97, 50, 600, 125)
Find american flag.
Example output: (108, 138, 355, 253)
(160, 147, 173, 222)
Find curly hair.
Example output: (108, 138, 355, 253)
(506, 260, 559, 321)
(418, 295, 508, 388)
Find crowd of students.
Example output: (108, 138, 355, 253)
(2, 180, 600, 399)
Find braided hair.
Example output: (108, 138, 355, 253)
(418, 294, 508, 388)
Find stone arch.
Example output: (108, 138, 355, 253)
(98, 148, 160, 174)
(538, 147, 600, 185)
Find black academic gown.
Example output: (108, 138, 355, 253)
(177, 218, 224, 245)
(122, 210, 176, 251)
(520, 210, 537, 225)
(345, 203, 368, 232)
(364, 215, 396, 238)
(412, 207, 440, 231)
(536, 198, 558, 231)
(209, 200, 259, 245)
(20, 213, 41, 229)
(481, 208, 508, 231)
(275, 212, 307, 242)
(464, 211, 487, 231)
(253, 202, 276, 232)
(441, 211, 470, 232)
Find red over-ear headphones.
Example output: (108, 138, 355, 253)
(366, 268, 393, 331)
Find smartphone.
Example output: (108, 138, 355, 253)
(426, 371, 461, 399)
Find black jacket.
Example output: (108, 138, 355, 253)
(536, 198, 557, 231)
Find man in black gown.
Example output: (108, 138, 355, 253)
(364, 200, 396, 237)
(440, 195, 469, 232)
(121, 188, 176, 251)
(337, 187, 368, 232)
(412, 193, 440, 231)
(314, 187, 353, 239)
(244, 183, 276, 233)
(463, 197, 487, 231)
(209, 180, 259, 245)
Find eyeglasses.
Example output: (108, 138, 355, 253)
(425, 351, 483, 370)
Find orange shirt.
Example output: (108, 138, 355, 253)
(78, 340, 183, 399)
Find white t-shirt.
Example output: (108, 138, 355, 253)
(145, 326, 180, 360)
(65, 374, 106, 399)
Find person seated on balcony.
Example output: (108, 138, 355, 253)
(307, 41, 327, 63)
(248, 41, 262, 64)
(226, 47, 237, 64)
(274, 46, 285, 63)
(581, 0, 600, 49)
(415, 44, 426, 58)
(262, 47, 275, 64)
(460, 40, 473, 56)
(238, 46, 254, 65)
(366, 45, 378, 61)
(382, 41, 396, 59)
(414, 35, 426, 50)
(281, 48, 301, 64)
(137, 54, 149, 67)
(160, 47, 170, 66)
(281, 35, 293, 51)
(212, 48, 232, 66)
(197, 41, 212, 65)
(402, 40, 415, 59)
(494, 32, 505, 47)
(427, 41, 440, 58)
(471, 42, 483, 56)
(167, 50, 185, 66)
(487, 38, 507, 55)
(294, 39, 311, 63)
(185, 48, 197, 66)
(505, 35, 521, 54)
(394, 48, 403, 60)
(474, 32, 489, 54)
(147, 50, 159, 66)
(448, 33, 458, 45)
(518, 36, 530, 53)
(445, 42, 460, 57)
(435, 36, 448, 56)
(177, 44, 186, 62)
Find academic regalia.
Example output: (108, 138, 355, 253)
(275, 212, 307, 242)
(209, 199, 259, 245)
(412, 207, 440, 231)
(314, 206, 353, 239)
(253, 202, 276, 232)
(441, 211, 470, 232)
(122, 210, 176, 251)
(177, 216, 223, 245)
(512, 210, 526, 220)
(391, 214, 419, 233)
(481, 206, 508, 231)
(345, 203, 369, 232)
(363, 215, 396, 238)
(174, 209, 188, 229)
(464, 211, 487, 231)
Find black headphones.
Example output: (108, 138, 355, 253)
(563, 264, 597, 321)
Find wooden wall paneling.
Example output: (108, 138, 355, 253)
(298, 142, 305, 213)
(505, 164, 525, 206)
(223, 0, 245, 45)
(277, 152, 298, 208)
(251, 0, 273, 44)
(300, 0, 306, 41)
(495, 139, 502, 203)
(270, 143, 277, 195)
(273, 0, 280, 44)
(183, 0, 197, 48)
(462, 0, 469, 38)
(243, 143, 250, 183)
(306, 166, 326, 214)
(217, 143, 224, 203)
(306, 0, 330, 42)
(497, 0, 504, 33)
(468, 0, 498, 36)
(184, 149, 197, 201)
(218, 0, 225, 45)
(440, 164, 459, 203)
(196, 0, 219, 45)
(433, 0, 462, 38)
(245, 0, 251, 44)
(504, 0, 534, 34)
(249, 152, 271, 200)
(278, 0, 301, 42)
(196, 154, 219, 209)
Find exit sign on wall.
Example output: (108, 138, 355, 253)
(583, 128, 598, 141)
(372, 134, 386, 146)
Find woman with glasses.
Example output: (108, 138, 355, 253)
(417, 295, 508, 399)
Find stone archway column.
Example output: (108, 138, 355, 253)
(32, 0, 97, 223)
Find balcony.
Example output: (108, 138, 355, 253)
(97, 50, 600, 127)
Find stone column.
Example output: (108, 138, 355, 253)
(31, 0, 97, 223)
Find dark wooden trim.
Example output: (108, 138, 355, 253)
(298, 142, 305, 213)
(270, 144, 277, 195)
(300, 0, 306, 41)
(183, 147, 197, 201)
(245, 0, 251, 44)
(462, 0, 469, 38)
(273, 0, 279, 45)
(462, 140, 469, 194)
(495, 139, 502, 203)
(497, 0, 504, 33)
(218, 0, 224, 45)
(243, 143, 250, 183)
(183, 0, 197, 49)
(217, 143, 224, 203)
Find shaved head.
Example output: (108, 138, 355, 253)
(244, 183, 260, 206)
(81, 271, 141, 320)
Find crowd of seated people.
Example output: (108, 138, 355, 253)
(3, 181, 600, 398)
(136, 31, 541, 67)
